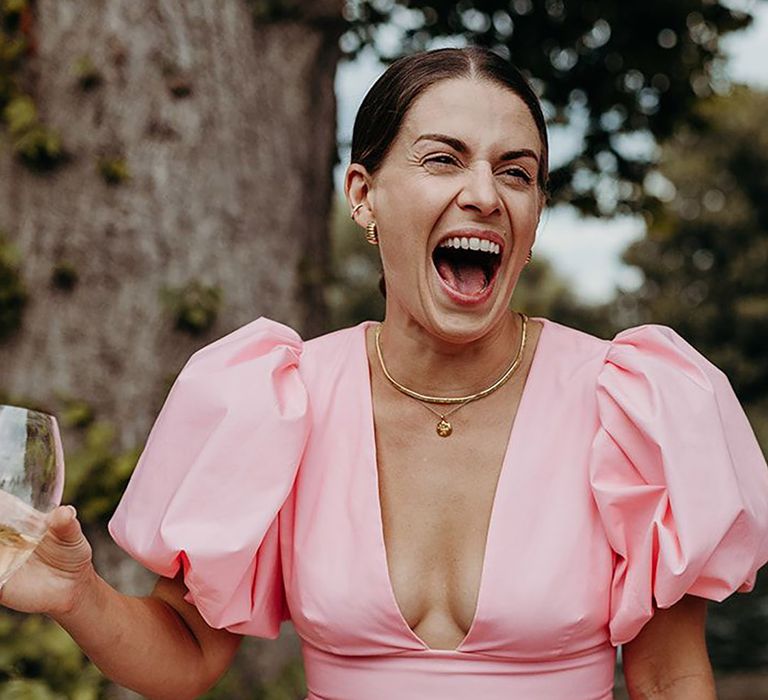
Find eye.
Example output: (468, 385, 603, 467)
(421, 153, 460, 168)
(498, 167, 533, 184)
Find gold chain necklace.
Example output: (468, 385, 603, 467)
(374, 313, 528, 437)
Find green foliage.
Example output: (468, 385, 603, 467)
(345, 0, 756, 217)
(96, 156, 130, 185)
(0, 3, 66, 171)
(59, 399, 94, 429)
(0, 614, 309, 700)
(200, 653, 306, 700)
(3, 93, 34, 133)
(0, 614, 107, 699)
(0, 0, 28, 112)
(0, 232, 27, 341)
(618, 87, 768, 403)
(61, 414, 140, 525)
(2, 0, 28, 15)
(163, 280, 223, 336)
(11, 122, 63, 171)
(2, 96, 63, 171)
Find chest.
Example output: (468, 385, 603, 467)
(285, 319, 614, 657)
(368, 320, 537, 649)
(374, 399, 515, 644)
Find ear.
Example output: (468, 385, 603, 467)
(345, 163, 375, 227)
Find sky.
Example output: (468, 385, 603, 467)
(334, 2, 768, 304)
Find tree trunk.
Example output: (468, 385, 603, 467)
(0, 0, 342, 696)
(0, 0, 341, 447)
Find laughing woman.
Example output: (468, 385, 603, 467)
(3, 48, 768, 700)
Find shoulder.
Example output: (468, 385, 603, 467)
(303, 321, 370, 357)
(300, 321, 371, 381)
(184, 317, 370, 370)
(534, 316, 608, 358)
(537, 316, 724, 381)
(598, 322, 730, 400)
(169, 317, 374, 419)
(183, 316, 304, 375)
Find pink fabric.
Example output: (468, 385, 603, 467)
(108, 319, 309, 636)
(591, 325, 768, 644)
(109, 316, 768, 699)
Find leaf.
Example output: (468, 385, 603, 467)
(0, 679, 58, 700)
(3, 95, 35, 134)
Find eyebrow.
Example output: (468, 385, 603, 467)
(413, 133, 540, 163)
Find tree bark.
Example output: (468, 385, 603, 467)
(0, 0, 342, 696)
(0, 0, 341, 447)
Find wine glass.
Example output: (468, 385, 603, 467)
(0, 405, 65, 587)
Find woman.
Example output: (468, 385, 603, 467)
(2, 47, 768, 700)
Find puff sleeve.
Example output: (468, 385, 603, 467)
(108, 317, 309, 637)
(590, 324, 768, 646)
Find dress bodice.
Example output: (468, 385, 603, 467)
(109, 316, 768, 700)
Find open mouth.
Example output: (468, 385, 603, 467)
(432, 236, 502, 298)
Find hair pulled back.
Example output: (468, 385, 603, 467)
(350, 47, 549, 196)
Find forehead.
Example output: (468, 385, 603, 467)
(400, 78, 542, 153)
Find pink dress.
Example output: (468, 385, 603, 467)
(108, 316, 768, 700)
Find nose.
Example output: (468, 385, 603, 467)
(456, 162, 501, 217)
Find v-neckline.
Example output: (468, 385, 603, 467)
(359, 316, 549, 653)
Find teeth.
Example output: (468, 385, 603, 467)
(438, 237, 502, 254)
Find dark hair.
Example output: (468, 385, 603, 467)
(350, 47, 549, 196)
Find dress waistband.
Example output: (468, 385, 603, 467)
(302, 641, 616, 700)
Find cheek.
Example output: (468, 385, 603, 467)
(506, 193, 541, 237)
(375, 168, 456, 220)
(377, 187, 448, 242)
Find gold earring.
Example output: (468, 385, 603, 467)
(525, 250, 532, 265)
(366, 221, 379, 245)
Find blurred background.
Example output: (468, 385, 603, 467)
(1, 0, 767, 697)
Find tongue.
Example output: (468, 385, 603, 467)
(436, 259, 487, 296)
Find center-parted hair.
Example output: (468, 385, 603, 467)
(350, 47, 550, 196)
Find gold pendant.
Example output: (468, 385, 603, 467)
(436, 419, 453, 437)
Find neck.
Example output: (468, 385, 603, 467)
(375, 308, 523, 397)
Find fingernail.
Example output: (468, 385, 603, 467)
(66, 505, 77, 518)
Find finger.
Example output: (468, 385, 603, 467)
(49, 504, 76, 526)
(48, 505, 83, 542)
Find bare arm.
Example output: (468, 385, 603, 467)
(622, 595, 716, 700)
(1, 506, 242, 700)
(54, 570, 242, 700)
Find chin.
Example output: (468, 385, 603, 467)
(421, 285, 516, 345)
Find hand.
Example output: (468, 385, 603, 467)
(0, 505, 95, 618)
